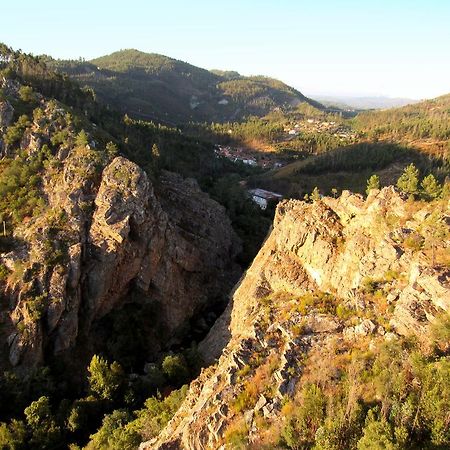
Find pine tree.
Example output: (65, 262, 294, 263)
(421, 174, 441, 200)
(106, 142, 118, 160)
(396, 164, 419, 198)
(75, 129, 88, 147)
(420, 211, 449, 266)
(442, 181, 450, 200)
(88, 355, 124, 401)
(311, 187, 320, 201)
(366, 174, 380, 195)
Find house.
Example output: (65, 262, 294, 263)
(248, 188, 283, 210)
(288, 129, 297, 135)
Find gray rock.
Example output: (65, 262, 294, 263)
(0, 100, 14, 128)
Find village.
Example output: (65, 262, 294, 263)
(283, 118, 358, 140)
(213, 117, 358, 210)
(214, 144, 285, 169)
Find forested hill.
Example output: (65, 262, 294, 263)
(45, 49, 322, 124)
(353, 93, 450, 151)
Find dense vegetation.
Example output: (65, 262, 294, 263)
(0, 43, 270, 266)
(274, 321, 450, 450)
(44, 49, 321, 124)
(0, 41, 449, 450)
(353, 94, 450, 143)
(0, 352, 192, 449)
(291, 143, 445, 177)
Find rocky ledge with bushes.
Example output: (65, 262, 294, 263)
(0, 89, 241, 374)
(143, 186, 450, 449)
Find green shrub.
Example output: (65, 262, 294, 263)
(26, 294, 48, 322)
(135, 385, 188, 439)
(0, 263, 10, 282)
(3, 115, 30, 147)
(18, 85, 36, 103)
(86, 409, 141, 450)
(161, 354, 189, 386)
(88, 355, 124, 401)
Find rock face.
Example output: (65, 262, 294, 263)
(0, 100, 14, 128)
(143, 187, 449, 450)
(1, 154, 240, 372)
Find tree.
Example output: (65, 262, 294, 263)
(151, 144, 160, 159)
(357, 410, 397, 450)
(88, 355, 124, 401)
(420, 211, 449, 266)
(75, 129, 89, 147)
(441, 181, 450, 200)
(86, 409, 141, 450)
(282, 384, 326, 448)
(161, 354, 189, 385)
(18, 85, 35, 103)
(396, 164, 419, 198)
(106, 142, 118, 160)
(366, 174, 380, 195)
(0, 420, 26, 449)
(311, 187, 321, 201)
(421, 174, 441, 200)
(24, 396, 61, 448)
(151, 143, 161, 173)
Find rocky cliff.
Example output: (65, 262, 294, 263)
(0, 87, 241, 373)
(143, 187, 449, 449)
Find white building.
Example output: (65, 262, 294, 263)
(248, 188, 283, 210)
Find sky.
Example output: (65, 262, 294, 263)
(2, 0, 449, 99)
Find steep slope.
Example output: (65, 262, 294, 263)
(46, 49, 321, 124)
(0, 57, 241, 375)
(143, 187, 449, 449)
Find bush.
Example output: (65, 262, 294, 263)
(357, 410, 397, 450)
(0, 420, 27, 449)
(88, 355, 124, 401)
(224, 418, 249, 448)
(3, 115, 30, 148)
(136, 385, 188, 440)
(24, 396, 62, 448)
(161, 354, 189, 386)
(86, 409, 141, 450)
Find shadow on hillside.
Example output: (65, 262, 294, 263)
(248, 141, 448, 198)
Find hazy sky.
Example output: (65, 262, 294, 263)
(2, 0, 449, 99)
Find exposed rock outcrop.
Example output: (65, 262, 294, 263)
(0, 99, 14, 128)
(1, 153, 240, 372)
(143, 187, 449, 450)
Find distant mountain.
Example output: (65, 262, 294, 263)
(311, 95, 419, 110)
(45, 49, 322, 124)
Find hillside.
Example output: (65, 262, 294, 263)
(0, 42, 449, 450)
(45, 49, 322, 124)
(0, 44, 278, 448)
(251, 94, 449, 198)
(353, 93, 450, 151)
(142, 187, 450, 450)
